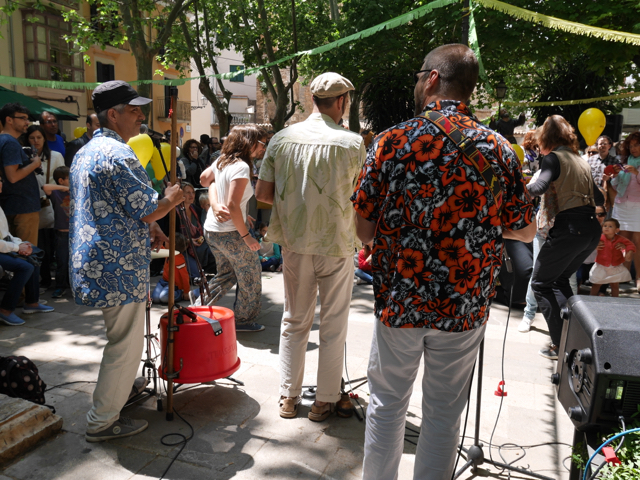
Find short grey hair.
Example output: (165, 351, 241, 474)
(96, 103, 127, 129)
(422, 44, 479, 101)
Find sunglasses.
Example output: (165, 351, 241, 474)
(596, 212, 607, 218)
(257, 140, 266, 146)
(413, 69, 433, 84)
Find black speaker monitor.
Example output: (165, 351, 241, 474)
(554, 296, 640, 431)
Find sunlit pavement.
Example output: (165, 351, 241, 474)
(2, 272, 635, 479)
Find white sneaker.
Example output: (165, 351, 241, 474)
(355, 277, 365, 285)
(518, 317, 533, 333)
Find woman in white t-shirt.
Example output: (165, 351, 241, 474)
(202, 125, 267, 332)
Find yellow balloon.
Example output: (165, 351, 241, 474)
(73, 126, 87, 139)
(150, 143, 172, 181)
(578, 108, 606, 146)
(127, 134, 153, 167)
(512, 143, 525, 163)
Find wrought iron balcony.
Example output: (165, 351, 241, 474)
(212, 112, 256, 125)
(156, 98, 191, 122)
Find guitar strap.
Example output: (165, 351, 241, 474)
(421, 110, 504, 214)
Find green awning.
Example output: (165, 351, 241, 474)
(0, 86, 79, 121)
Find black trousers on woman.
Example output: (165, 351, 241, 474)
(531, 211, 601, 347)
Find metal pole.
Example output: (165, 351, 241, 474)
(165, 86, 179, 421)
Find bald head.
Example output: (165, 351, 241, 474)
(419, 44, 479, 102)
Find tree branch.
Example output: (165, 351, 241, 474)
(238, 5, 277, 102)
(153, 0, 197, 53)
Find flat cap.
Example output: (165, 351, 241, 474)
(310, 72, 354, 98)
(92, 80, 152, 113)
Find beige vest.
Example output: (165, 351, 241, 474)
(554, 147, 595, 212)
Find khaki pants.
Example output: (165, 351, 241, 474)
(6, 212, 39, 246)
(279, 250, 354, 403)
(86, 301, 146, 433)
(363, 321, 486, 480)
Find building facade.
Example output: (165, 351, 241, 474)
(0, 0, 191, 143)
(190, 48, 257, 141)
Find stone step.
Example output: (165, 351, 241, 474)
(0, 394, 63, 464)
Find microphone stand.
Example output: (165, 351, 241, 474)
(164, 88, 179, 421)
(453, 340, 555, 480)
(454, 251, 554, 480)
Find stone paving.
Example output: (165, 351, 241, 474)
(2, 271, 633, 479)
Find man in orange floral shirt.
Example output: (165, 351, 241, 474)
(352, 44, 535, 480)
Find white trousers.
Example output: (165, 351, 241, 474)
(86, 301, 146, 433)
(363, 320, 486, 480)
(279, 250, 354, 403)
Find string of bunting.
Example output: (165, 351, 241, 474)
(0, 0, 457, 90)
(503, 91, 640, 108)
(467, 3, 492, 95)
(473, 0, 640, 46)
(0, 0, 638, 100)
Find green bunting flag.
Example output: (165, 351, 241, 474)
(474, 0, 640, 46)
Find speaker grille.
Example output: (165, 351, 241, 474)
(622, 381, 640, 417)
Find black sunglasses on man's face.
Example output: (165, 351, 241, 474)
(413, 69, 433, 84)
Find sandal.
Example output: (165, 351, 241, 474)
(308, 401, 335, 422)
(279, 396, 300, 418)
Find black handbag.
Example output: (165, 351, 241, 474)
(6, 245, 45, 267)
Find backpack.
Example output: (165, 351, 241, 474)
(0, 355, 47, 405)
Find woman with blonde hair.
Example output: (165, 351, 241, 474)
(201, 124, 267, 332)
(526, 115, 603, 360)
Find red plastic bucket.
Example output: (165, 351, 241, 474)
(159, 306, 241, 384)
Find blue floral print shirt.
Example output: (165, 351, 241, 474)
(69, 128, 158, 307)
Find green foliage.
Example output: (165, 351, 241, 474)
(528, 55, 623, 145)
(213, 0, 335, 130)
(571, 406, 640, 479)
(301, 0, 465, 132)
(475, 0, 640, 118)
(301, 0, 640, 131)
(597, 408, 640, 479)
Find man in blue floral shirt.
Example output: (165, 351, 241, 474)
(70, 81, 184, 442)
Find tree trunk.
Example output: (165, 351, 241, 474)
(135, 53, 154, 122)
(349, 88, 361, 133)
(270, 91, 289, 131)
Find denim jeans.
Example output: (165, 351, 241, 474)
(261, 257, 281, 271)
(0, 253, 39, 311)
(355, 268, 373, 284)
(55, 231, 70, 289)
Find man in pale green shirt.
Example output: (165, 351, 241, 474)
(256, 72, 366, 422)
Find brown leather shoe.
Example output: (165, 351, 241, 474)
(308, 401, 335, 422)
(279, 396, 300, 418)
(336, 393, 353, 418)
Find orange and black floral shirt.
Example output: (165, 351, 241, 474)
(351, 101, 533, 331)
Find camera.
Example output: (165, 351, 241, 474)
(21, 147, 44, 175)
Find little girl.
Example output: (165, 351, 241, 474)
(590, 218, 636, 297)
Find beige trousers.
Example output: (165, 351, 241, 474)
(7, 212, 39, 246)
(86, 301, 146, 433)
(279, 250, 354, 403)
